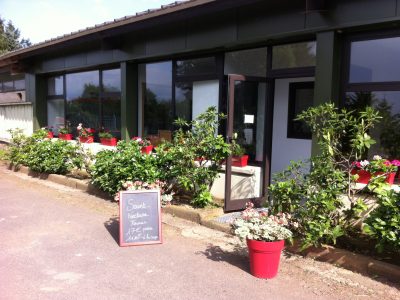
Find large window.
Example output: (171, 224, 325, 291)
(346, 35, 400, 159)
(139, 61, 173, 140)
(66, 70, 100, 133)
(47, 68, 121, 138)
(139, 57, 219, 144)
(0, 76, 25, 93)
(349, 37, 400, 83)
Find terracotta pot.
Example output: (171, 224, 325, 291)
(100, 137, 117, 146)
(246, 239, 284, 279)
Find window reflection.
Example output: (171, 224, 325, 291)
(349, 37, 400, 83)
(272, 41, 316, 69)
(346, 91, 400, 159)
(102, 69, 121, 138)
(140, 62, 173, 141)
(176, 57, 216, 77)
(48, 76, 63, 96)
(66, 70, 100, 132)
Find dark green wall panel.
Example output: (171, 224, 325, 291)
(145, 25, 186, 56)
(65, 53, 87, 69)
(186, 11, 236, 49)
(86, 50, 114, 66)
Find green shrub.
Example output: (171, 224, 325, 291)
(90, 140, 164, 196)
(26, 139, 83, 174)
(364, 190, 400, 252)
(268, 103, 382, 249)
(166, 107, 231, 207)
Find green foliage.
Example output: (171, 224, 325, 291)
(364, 190, 400, 252)
(0, 17, 31, 54)
(268, 103, 383, 249)
(7, 128, 83, 174)
(90, 141, 164, 196)
(165, 107, 231, 207)
(26, 139, 83, 174)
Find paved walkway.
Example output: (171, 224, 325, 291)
(0, 167, 399, 300)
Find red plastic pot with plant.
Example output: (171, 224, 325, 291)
(351, 156, 398, 185)
(231, 202, 294, 279)
(99, 131, 117, 146)
(132, 136, 153, 154)
(77, 123, 94, 143)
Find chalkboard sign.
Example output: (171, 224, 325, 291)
(119, 190, 162, 247)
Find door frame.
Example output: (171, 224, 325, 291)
(224, 74, 271, 212)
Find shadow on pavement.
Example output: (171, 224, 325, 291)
(197, 244, 250, 274)
(104, 217, 120, 245)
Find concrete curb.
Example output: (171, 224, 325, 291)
(2, 161, 400, 283)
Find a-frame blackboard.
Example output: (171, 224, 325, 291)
(119, 190, 162, 246)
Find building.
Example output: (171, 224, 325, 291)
(1, 0, 399, 211)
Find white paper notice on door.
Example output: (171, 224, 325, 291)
(244, 114, 254, 124)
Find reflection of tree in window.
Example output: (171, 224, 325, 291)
(143, 87, 172, 135)
(346, 91, 400, 159)
(67, 83, 100, 130)
(272, 42, 316, 69)
(175, 82, 192, 122)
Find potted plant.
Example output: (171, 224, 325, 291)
(231, 141, 248, 167)
(351, 155, 398, 185)
(58, 126, 73, 140)
(99, 131, 117, 146)
(232, 202, 293, 279)
(77, 123, 94, 143)
(43, 126, 54, 138)
(132, 136, 153, 154)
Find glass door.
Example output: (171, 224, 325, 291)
(224, 74, 267, 212)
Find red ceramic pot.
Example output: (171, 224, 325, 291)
(100, 137, 117, 146)
(141, 145, 153, 154)
(58, 133, 73, 140)
(47, 131, 54, 138)
(351, 170, 396, 185)
(232, 155, 249, 167)
(246, 239, 284, 279)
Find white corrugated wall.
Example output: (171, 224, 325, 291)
(0, 103, 33, 140)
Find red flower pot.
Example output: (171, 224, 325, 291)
(47, 131, 54, 138)
(351, 170, 396, 185)
(100, 137, 117, 146)
(232, 155, 249, 167)
(79, 136, 94, 143)
(141, 145, 153, 154)
(58, 133, 73, 140)
(246, 239, 284, 279)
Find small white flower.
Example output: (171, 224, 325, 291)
(373, 155, 382, 160)
(360, 160, 370, 167)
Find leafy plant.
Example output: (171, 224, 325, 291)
(268, 103, 383, 249)
(25, 139, 83, 174)
(231, 140, 245, 156)
(363, 190, 400, 252)
(77, 123, 94, 137)
(90, 141, 164, 196)
(165, 107, 231, 207)
(98, 131, 114, 139)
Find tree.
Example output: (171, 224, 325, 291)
(0, 16, 31, 55)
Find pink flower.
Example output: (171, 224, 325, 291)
(391, 160, 400, 166)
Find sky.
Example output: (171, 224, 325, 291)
(0, 0, 175, 44)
